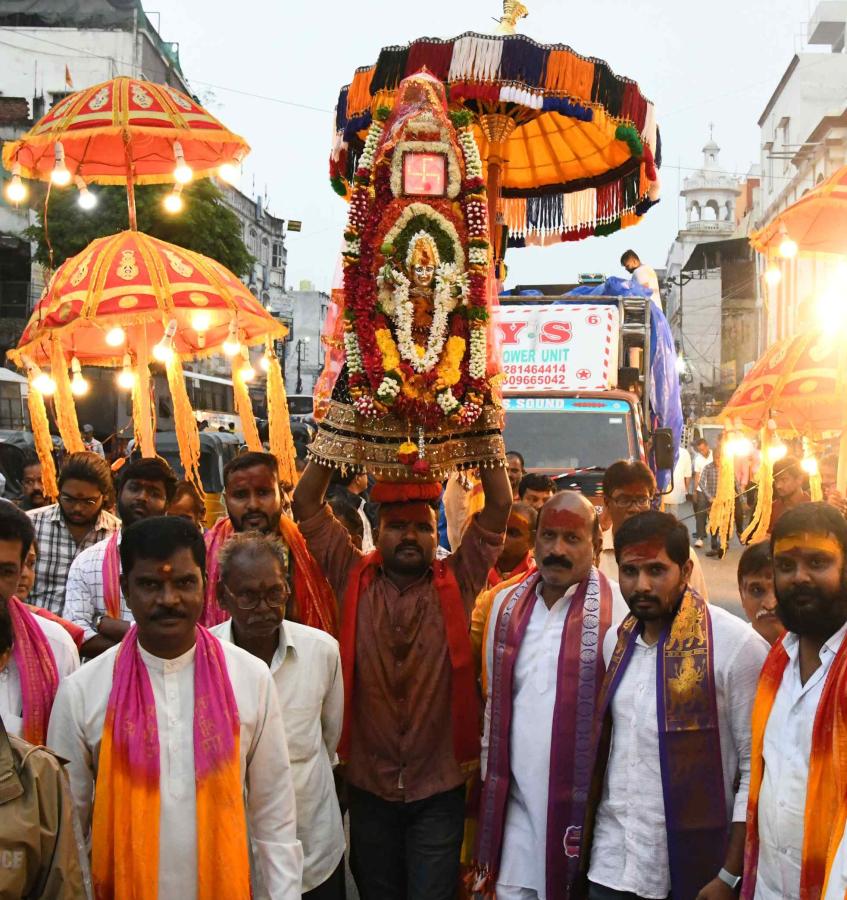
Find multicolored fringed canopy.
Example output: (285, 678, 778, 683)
(330, 33, 661, 257)
(750, 164, 847, 258)
(3, 76, 249, 186)
(8, 230, 294, 496)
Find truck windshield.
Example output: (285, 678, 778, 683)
(502, 399, 635, 470)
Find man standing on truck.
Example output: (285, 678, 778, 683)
(621, 249, 662, 309)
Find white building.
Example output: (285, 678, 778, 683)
(269, 281, 328, 398)
(754, 0, 847, 346)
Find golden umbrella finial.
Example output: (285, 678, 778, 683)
(495, 0, 529, 34)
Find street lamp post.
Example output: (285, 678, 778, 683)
(295, 336, 311, 394)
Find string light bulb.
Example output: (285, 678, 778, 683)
(223, 321, 241, 357)
(163, 185, 183, 214)
(767, 443, 787, 463)
(24, 356, 57, 396)
(75, 176, 96, 210)
(218, 162, 240, 185)
(778, 225, 798, 260)
(801, 456, 819, 476)
(259, 351, 272, 372)
(105, 325, 126, 347)
(50, 142, 71, 186)
(172, 141, 193, 184)
(70, 357, 89, 396)
(238, 351, 255, 383)
(152, 319, 178, 363)
(5, 165, 27, 204)
(764, 265, 782, 287)
(117, 354, 136, 390)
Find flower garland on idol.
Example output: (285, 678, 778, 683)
(340, 105, 492, 450)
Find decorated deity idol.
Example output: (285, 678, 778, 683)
(310, 70, 504, 480)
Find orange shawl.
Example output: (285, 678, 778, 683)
(742, 634, 847, 900)
(91, 626, 250, 899)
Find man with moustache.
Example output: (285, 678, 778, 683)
(742, 503, 847, 900)
(211, 532, 345, 899)
(48, 516, 303, 898)
(506, 452, 526, 501)
(738, 542, 785, 646)
(28, 452, 119, 614)
(581, 512, 768, 900)
(473, 491, 628, 900)
(16, 455, 48, 511)
(204, 452, 335, 631)
(294, 460, 512, 900)
(64, 457, 177, 658)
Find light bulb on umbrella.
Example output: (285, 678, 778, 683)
(163, 185, 184, 214)
(70, 357, 89, 396)
(5, 165, 27, 204)
(117, 354, 136, 390)
(152, 319, 178, 363)
(778, 225, 798, 260)
(51, 142, 72, 186)
(238, 351, 256, 383)
(764, 266, 782, 287)
(75, 175, 97, 210)
(223, 321, 241, 357)
(30, 366, 56, 396)
(218, 162, 240, 185)
(105, 325, 126, 347)
(172, 141, 193, 184)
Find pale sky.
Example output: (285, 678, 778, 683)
(150, 0, 816, 291)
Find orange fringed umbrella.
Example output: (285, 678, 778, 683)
(3, 76, 249, 227)
(8, 230, 289, 488)
(720, 329, 847, 434)
(750, 165, 847, 257)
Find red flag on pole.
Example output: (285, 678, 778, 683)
(64, 65, 74, 89)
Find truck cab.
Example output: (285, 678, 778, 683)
(495, 291, 672, 498)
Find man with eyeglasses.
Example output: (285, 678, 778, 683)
(16, 455, 49, 511)
(27, 452, 119, 614)
(598, 460, 709, 600)
(64, 458, 177, 659)
(211, 531, 345, 900)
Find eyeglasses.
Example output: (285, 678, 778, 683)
(223, 583, 289, 610)
(609, 494, 653, 511)
(58, 493, 101, 509)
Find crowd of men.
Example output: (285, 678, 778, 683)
(4, 441, 847, 900)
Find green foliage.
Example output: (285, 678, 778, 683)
(391, 215, 457, 266)
(25, 180, 253, 276)
(448, 109, 474, 129)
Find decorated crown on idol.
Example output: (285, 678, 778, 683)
(310, 71, 506, 490)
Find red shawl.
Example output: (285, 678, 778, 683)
(338, 550, 479, 768)
(486, 551, 533, 589)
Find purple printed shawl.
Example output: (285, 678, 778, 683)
(579, 588, 727, 900)
(473, 566, 615, 899)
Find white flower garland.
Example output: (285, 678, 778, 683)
(344, 330, 363, 375)
(358, 118, 384, 173)
(469, 326, 486, 380)
(458, 128, 484, 180)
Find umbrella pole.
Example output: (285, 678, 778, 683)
(487, 150, 503, 261)
(124, 134, 138, 231)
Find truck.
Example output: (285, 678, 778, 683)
(494, 289, 678, 498)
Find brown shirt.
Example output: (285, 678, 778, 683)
(298, 504, 504, 802)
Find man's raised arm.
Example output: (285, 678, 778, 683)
(292, 460, 333, 522)
(476, 461, 513, 535)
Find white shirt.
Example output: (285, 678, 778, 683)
(694, 451, 713, 478)
(47, 636, 304, 899)
(211, 619, 345, 893)
(64, 534, 133, 642)
(631, 264, 662, 308)
(665, 451, 693, 506)
(482, 574, 629, 897)
(0, 613, 79, 737)
(753, 623, 847, 900)
(589, 606, 768, 897)
(598, 527, 710, 601)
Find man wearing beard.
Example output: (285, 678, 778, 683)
(64, 458, 176, 659)
(580, 512, 767, 900)
(204, 452, 336, 632)
(294, 458, 512, 900)
(16, 455, 48, 511)
(742, 503, 847, 900)
(473, 491, 628, 900)
(27, 452, 120, 614)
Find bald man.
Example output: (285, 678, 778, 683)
(472, 492, 629, 900)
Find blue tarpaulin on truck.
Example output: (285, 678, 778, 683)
(563, 277, 684, 490)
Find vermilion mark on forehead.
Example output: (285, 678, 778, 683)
(619, 538, 665, 564)
(158, 563, 173, 574)
(539, 508, 586, 530)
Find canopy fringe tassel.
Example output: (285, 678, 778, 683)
(26, 381, 58, 501)
(708, 433, 736, 551)
(265, 349, 297, 487)
(742, 428, 775, 544)
(231, 355, 263, 453)
(164, 355, 202, 489)
(49, 341, 85, 453)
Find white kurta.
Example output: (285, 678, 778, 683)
(481, 575, 629, 899)
(588, 606, 769, 898)
(753, 623, 847, 900)
(47, 636, 303, 899)
(211, 619, 345, 893)
(0, 612, 79, 737)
